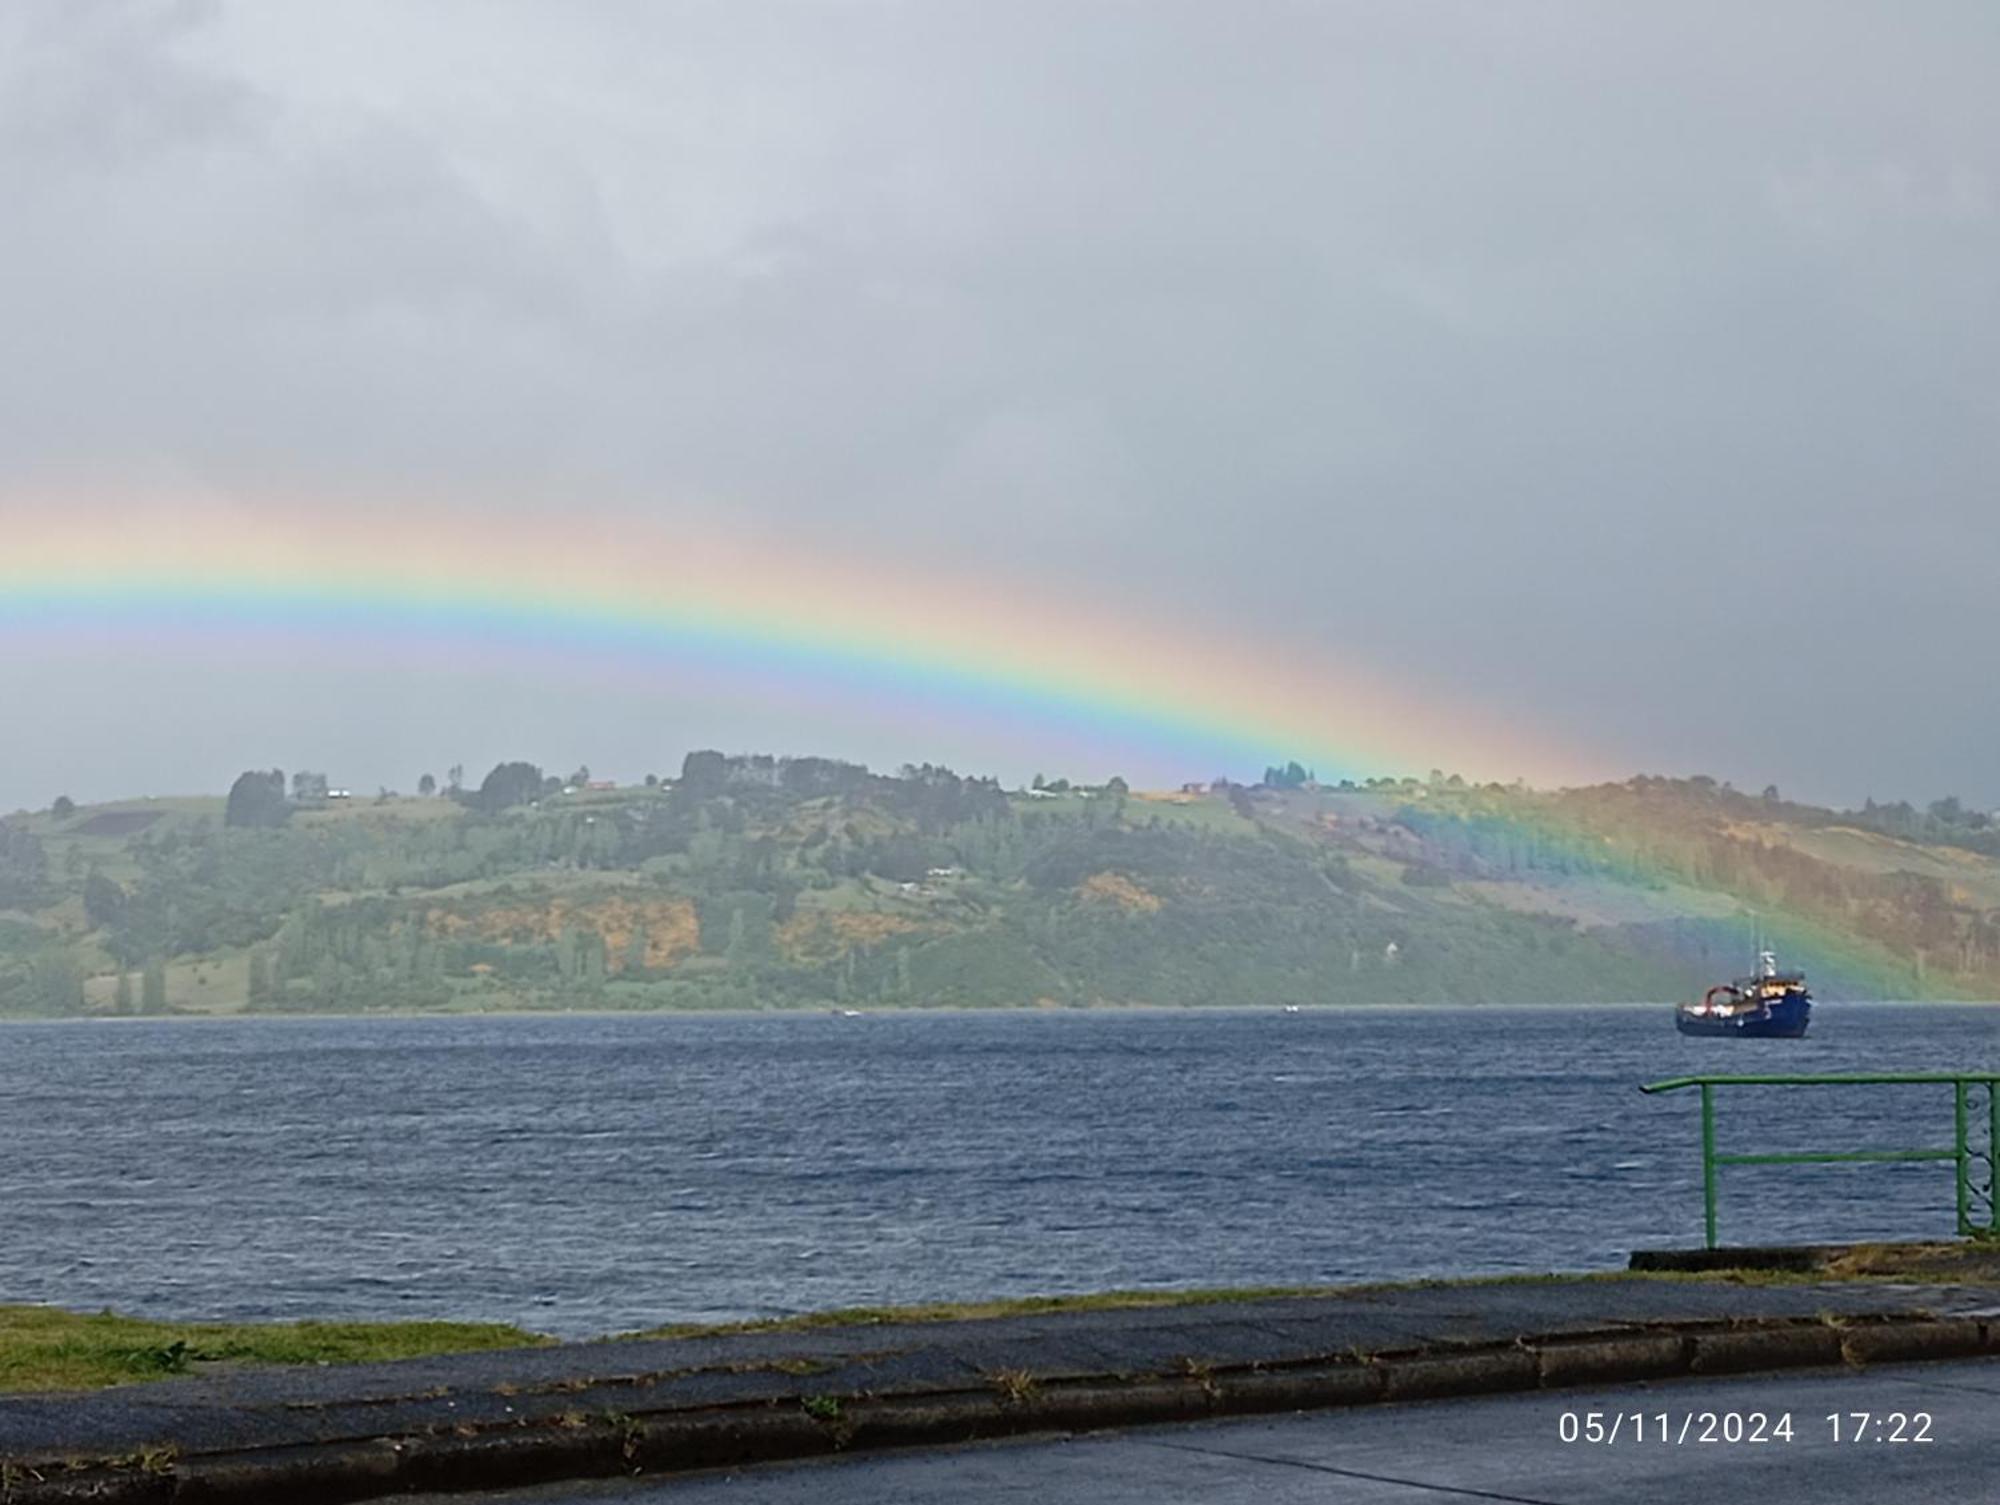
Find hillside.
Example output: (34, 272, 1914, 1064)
(2, 756, 1995, 1015)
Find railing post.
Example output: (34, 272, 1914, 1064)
(1952, 1080, 1968, 1232)
(1701, 1082, 1718, 1250)
(1989, 1082, 1999, 1235)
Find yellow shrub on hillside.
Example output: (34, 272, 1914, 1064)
(776, 910, 925, 963)
(1076, 872, 1162, 913)
(425, 896, 701, 971)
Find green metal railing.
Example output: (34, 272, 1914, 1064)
(1639, 1073, 2000, 1249)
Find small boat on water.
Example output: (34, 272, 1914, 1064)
(1675, 950, 1811, 1038)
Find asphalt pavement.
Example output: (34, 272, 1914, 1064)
(403, 1355, 2000, 1504)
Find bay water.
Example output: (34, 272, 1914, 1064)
(4, 1004, 1995, 1338)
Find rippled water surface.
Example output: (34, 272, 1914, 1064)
(4, 1005, 1996, 1337)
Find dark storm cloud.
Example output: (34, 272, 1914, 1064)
(2, 1, 1996, 806)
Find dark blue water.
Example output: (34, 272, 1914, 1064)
(3, 1005, 1995, 1338)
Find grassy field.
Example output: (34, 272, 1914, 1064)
(1116, 793, 1262, 835)
(0, 1306, 545, 1392)
(1773, 823, 2000, 909)
(80, 952, 253, 1013)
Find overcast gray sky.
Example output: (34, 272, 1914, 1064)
(2, 1, 1996, 809)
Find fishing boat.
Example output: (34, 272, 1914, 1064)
(1674, 950, 1811, 1038)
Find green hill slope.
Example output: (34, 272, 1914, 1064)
(2, 757, 1993, 1014)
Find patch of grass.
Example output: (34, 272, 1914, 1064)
(131, 1444, 179, 1475)
(629, 1278, 1627, 1339)
(987, 1367, 1038, 1405)
(628, 1252, 2000, 1343)
(632, 1286, 1349, 1338)
(769, 1357, 831, 1376)
(1178, 1355, 1220, 1399)
(0, 1306, 548, 1394)
(603, 1408, 645, 1462)
(1820, 1239, 2000, 1282)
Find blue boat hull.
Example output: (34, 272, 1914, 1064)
(1674, 991, 1811, 1038)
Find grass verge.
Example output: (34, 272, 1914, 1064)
(631, 1244, 2000, 1340)
(624, 1271, 1818, 1340)
(0, 1306, 546, 1393)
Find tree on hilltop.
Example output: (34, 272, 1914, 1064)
(473, 762, 545, 813)
(224, 770, 290, 828)
(680, 749, 729, 797)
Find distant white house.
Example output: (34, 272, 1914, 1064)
(326, 788, 352, 801)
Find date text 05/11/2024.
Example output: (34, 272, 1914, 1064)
(1557, 1411, 1935, 1445)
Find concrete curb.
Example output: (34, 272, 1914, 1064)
(8, 1310, 1998, 1504)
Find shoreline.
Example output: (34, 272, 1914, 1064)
(12, 1244, 1999, 1391)
(7, 996, 2000, 1026)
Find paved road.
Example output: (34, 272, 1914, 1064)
(412, 1358, 2000, 1504)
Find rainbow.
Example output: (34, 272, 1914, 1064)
(0, 494, 1954, 996)
(1387, 794, 1937, 1000)
(0, 494, 1601, 788)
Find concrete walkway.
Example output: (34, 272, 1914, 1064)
(4, 1277, 1998, 1502)
(406, 1355, 2000, 1504)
